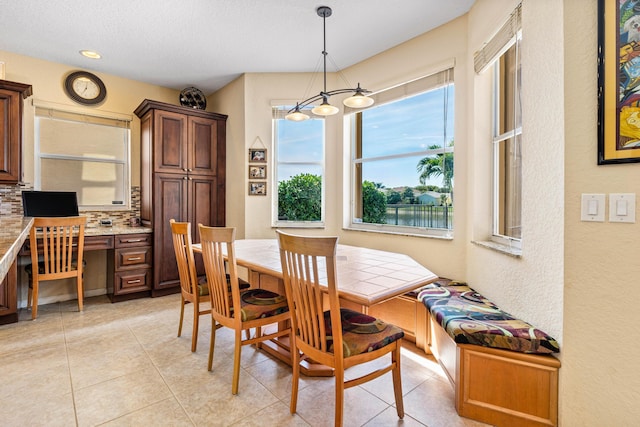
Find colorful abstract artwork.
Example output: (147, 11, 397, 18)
(598, 0, 640, 163)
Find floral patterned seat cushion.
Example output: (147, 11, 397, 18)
(417, 280, 560, 354)
(235, 289, 289, 322)
(323, 308, 405, 357)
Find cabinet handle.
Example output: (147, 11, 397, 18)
(124, 239, 144, 243)
(183, 176, 188, 180)
(187, 168, 193, 172)
(127, 257, 142, 261)
(127, 279, 141, 284)
(183, 168, 188, 172)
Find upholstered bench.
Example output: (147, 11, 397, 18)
(417, 279, 561, 427)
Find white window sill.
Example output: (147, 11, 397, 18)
(471, 240, 522, 258)
(344, 225, 453, 240)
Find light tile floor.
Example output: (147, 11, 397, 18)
(0, 294, 491, 427)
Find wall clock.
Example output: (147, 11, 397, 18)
(179, 87, 207, 110)
(64, 71, 107, 105)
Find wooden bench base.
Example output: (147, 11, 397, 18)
(370, 294, 560, 427)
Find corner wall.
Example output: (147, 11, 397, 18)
(563, 0, 640, 424)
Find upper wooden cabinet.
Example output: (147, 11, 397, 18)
(135, 100, 225, 175)
(0, 80, 32, 183)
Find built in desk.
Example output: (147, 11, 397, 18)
(20, 224, 154, 302)
(0, 217, 153, 324)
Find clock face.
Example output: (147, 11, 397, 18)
(64, 71, 107, 105)
(72, 77, 100, 100)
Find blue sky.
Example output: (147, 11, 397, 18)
(277, 85, 454, 189)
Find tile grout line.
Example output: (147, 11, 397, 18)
(127, 323, 199, 426)
(61, 310, 81, 427)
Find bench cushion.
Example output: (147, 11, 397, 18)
(418, 280, 560, 354)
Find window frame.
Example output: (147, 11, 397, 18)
(34, 103, 132, 211)
(346, 70, 455, 238)
(491, 31, 522, 249)
(271, 107, 326, 228)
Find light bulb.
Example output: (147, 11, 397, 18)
(311, 100, 339, 116)
(285, 110, 310, 121)
(343, 93, 374, 108)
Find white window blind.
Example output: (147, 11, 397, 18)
(474, 3, 522, 74)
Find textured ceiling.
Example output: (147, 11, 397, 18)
(0, 0, 475, 94)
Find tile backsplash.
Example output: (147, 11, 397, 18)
(0, 183, 142, 227)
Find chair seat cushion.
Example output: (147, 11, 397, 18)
(324, 308, 404, 357)
(418, 281, 560, 354)
(237, 289, 289, 322)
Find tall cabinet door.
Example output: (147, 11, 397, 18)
(153, 109, 188, 174)
(188, 175, 218, 275)
(153, 173, 188, 290)
(188, 116, 218, 175)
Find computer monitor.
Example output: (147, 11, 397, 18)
(22, 191, 79, 217)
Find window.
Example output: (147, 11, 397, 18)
(348, 68, 454, 237)
(272, 107, 325, 226)
(34, 105, 131, 210)
(492, 35, 522, 245)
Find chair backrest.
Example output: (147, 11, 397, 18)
(198, 225, 240, 322)
(170, 219, 199, 299)
(30, 216, 86, 279)
(277, 231, 342, 358)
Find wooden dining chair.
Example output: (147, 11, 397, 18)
(26, 216, 86, 320)
(198, 224, 291, 394)
(277, 230, 405, 426)
(170, 219, 211, 352)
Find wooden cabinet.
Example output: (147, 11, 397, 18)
(108, 233, 153, 301)
(0, 80, 32, 182)
(0, 260, 18, 324)
(135, 100, 226, 295)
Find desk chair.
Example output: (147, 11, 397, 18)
(198, 224, 290, 394)
(26, 216, 86, 320)
(170, 219, 211, 352)
(277, 231, 405, 427)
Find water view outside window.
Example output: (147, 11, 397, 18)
(352, 83, 455, 234)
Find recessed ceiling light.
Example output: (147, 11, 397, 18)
(79, 50, 101, 59)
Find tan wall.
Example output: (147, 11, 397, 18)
(563, 0, 640, 424)
(207, 74, 247, 235)
(1, 50, 179, 304)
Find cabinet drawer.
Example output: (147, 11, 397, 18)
(114, 269, 152, 293)
(115, 247, 152, 270)
(85, 235, 115, 251)
(20, 234, 114, 255)
(115, 233, 152, 248)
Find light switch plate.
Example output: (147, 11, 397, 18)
(581, 194, 605, 222)
(609, 193, 636, 223)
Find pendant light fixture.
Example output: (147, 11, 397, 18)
(285, 6, 374, 121)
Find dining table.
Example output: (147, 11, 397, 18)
(192, 238, 438, 375)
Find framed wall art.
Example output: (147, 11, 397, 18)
(249, 148, 267, 163)
(598, 0, 640, 164)
(248, 164, 267, 179)
(248, 182, 267, 196)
